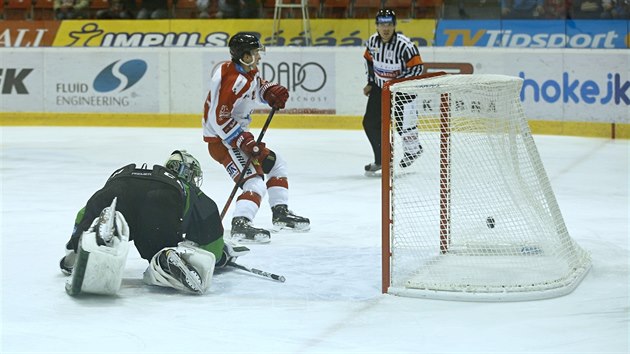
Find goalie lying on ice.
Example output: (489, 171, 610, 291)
(60, 150, 249, 296)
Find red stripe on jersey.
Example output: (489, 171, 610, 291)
(214, 62, 240, 127)
(237, 191, 262, 206)
(203, 92, 211, 123)
(267, 177, 288, 189)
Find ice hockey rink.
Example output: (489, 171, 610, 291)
(1, 126, 628, 353)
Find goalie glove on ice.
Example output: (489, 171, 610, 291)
(261, 83, 289, 109)
(217, 238, 250, 268)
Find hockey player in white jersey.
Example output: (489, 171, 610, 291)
(202, 32, 310, 243)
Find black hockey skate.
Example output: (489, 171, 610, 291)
(364, 163, 382, 177)
(399, 144, 424, 168)
(272, 204, 310, 232)
(59, 252, 76, 276)
(158, 249, 203, 294)
(231, 217, 271, 243)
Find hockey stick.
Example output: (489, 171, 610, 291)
(227, 261, 286, 282)
(220, 107, 277, 220)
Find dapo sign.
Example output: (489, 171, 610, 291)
(203, 51, 335, 114)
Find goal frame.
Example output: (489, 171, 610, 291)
(380, 73, 591, 301)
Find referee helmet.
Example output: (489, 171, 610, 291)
(375, 9, 397, 25)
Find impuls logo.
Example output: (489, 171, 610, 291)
(93, 59, 148, 93)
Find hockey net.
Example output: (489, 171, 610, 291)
(381, 73, 591, 301)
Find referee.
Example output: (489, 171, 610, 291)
(362, 9, 424, 176)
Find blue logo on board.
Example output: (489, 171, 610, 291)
(93, 59, 148, 93)
(520, 72, 630, 105)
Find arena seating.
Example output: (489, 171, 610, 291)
(321, 0, 351, 18)
(351, 0, 383, 18)
(88, 0, 109, 18)
(414, 0, 441, 18)
(32, 0, 55, 20)
(4, 0, 33, 20)
(383, 0, 412, 18)
(0, 0, 442, 20)
(172, 0, 198, 18)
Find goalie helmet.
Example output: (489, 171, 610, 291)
(165, 150, 203, 187)
(375, 9, 397, 25)
(228, 32, 265, 62)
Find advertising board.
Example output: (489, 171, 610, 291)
(435, 20, 630, 49)
(1, 47, 628, 124)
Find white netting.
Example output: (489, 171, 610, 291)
(386, 74, 591, 301)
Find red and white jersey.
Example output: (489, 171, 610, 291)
(202, 60, 267, 146)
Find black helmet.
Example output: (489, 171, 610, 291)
(375, 9, 397, 25)
(228, 32, 264, 62)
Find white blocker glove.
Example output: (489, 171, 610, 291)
(216, 238, 250, 268)
(88, 197, 130, 247)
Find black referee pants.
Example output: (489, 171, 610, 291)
(363, 85, 383, 165)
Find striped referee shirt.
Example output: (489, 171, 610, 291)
(363, 32, 424, 89)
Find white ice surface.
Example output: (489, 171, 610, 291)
(1, 127, 628, 353)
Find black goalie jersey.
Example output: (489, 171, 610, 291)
(67, 164, 223, 260)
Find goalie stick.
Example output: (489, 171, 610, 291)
(220, 108, 277, 220)
(227, 261, 286, 282)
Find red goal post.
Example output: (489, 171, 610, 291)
(381, 72, 447, 294)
